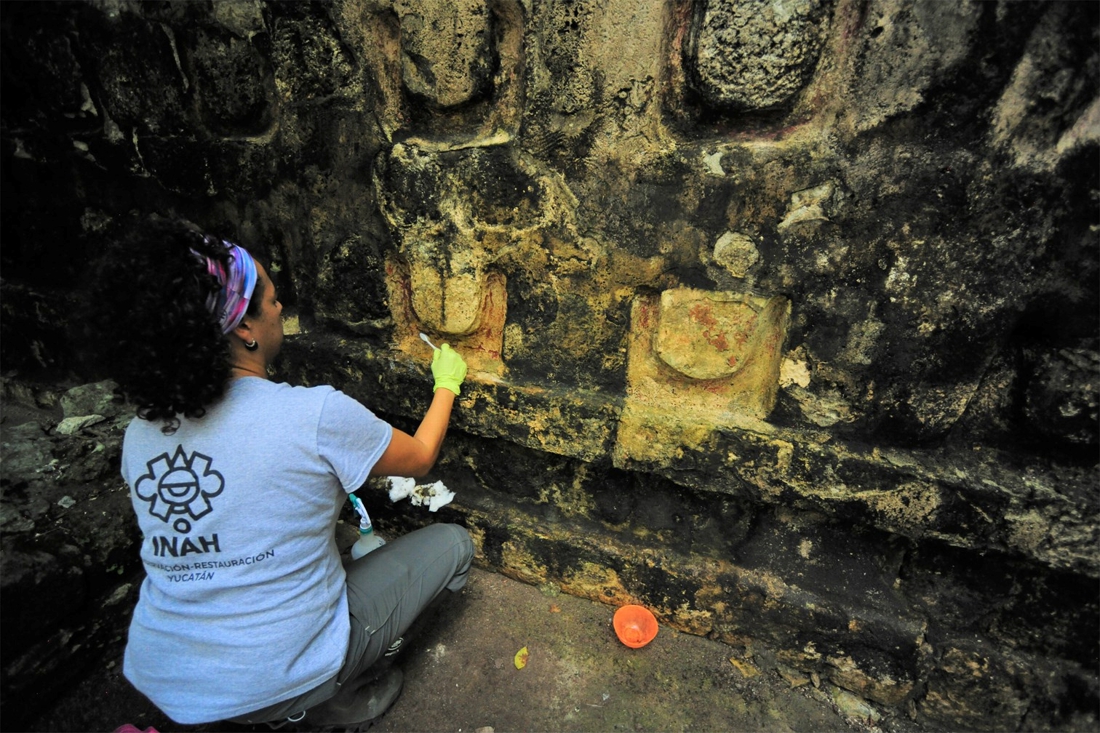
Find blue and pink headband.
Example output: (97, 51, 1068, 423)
(192, 236, 258, 334)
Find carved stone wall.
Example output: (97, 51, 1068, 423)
(1, 1, 1097, 730)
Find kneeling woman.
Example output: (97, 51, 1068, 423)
(85, 216, 474, 729)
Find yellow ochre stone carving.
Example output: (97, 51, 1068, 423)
(615, 287, 790, 466)
(655, 288, 777, 380)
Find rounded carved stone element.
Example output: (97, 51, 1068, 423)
(685, 0, 833, 112)
(409, 257, 486, 336)
(655, 289, 763, 380)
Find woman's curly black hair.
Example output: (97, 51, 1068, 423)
(84, 215, 264, 433)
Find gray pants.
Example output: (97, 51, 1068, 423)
(231, 523, 474, 724)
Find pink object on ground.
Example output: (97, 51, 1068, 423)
(114, 725, 159, 733)
(613, 604, 659, 648)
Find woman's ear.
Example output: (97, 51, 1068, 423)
(231, 318, 253, 345)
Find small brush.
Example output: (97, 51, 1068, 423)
(419, 332, 439, 351)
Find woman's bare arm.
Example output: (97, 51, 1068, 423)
(369, 387, 456, 478)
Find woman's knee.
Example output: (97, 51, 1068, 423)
(420, 523, 473, 556)
(444, 523, 474, 563)
(447, 522, 473, 546)
(434, 524, 474, 590)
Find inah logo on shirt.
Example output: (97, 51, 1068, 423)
(135, 445, 224, 534)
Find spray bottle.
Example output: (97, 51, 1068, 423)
(349, 494, 386, 559)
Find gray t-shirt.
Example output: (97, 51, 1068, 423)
(120, 378, 392, 723)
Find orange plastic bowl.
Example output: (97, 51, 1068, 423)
(613, 605, 658, 648)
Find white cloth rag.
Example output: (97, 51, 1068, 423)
(387, 477, 455, 512)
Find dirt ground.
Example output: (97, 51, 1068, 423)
(25, 563, 920, 733)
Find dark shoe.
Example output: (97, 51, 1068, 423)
(304, 667, 404, 731)
(383, 636, 404, 657)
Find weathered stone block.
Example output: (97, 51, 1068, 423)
(397, 0, 494, 109)
(0, 6, 90, 125)
(338, 0, 525, 142)
(278, 334, 620, 463)
(270, 5, 355, 103)
(919, 640, 1098, 732)
(189, 27, 274, 136)
(1023, 345, 1100, 447)
(81, 10, 191, 135)
(60, 381, 122, 420)
(776, 180, 845, 233)
(899, 542, 1099, 669)
(386, 254, 507, 375)
(846, 0, 982, 134)
(212, 0, 266, 39)
(314, 233, 395, 336)
(990, 3, 1100, 172)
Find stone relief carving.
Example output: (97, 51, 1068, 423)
(616, 289, 790, 466)
(339, 0, 526, 144)
(375, 142, 590, 376)
(654, 289, 785, 381)
(685, 0, 834, 112)
(396, 0, 495, 109)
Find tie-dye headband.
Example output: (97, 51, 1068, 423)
(192, 236, 258, 334)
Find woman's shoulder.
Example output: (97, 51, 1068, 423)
(122, 380, 344, 440)
(183, 379, 335, 423)
(235, 380, 382, 432)
(231, 378, 336, 404)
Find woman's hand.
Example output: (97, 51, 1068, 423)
(431, 343, 468, 395)
(371, 344, 466, 478)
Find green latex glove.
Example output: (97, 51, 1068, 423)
(431, 343, 467, 395)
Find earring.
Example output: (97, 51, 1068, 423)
(245, 339, 259, 351)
